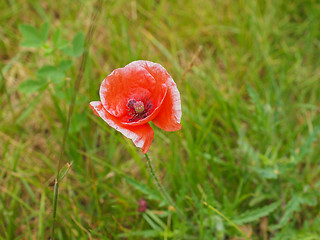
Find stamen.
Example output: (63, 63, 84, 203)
(127, 97, 152, 122)
(127, 99, 136, 108)
(133, 101, 144, 113)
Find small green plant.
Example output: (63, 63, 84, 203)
(18, 23, 85, 95)
(18, 21, 87, 239)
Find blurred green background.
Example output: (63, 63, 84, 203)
(1, 0, 320, 239)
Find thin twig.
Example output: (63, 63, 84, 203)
(55, 0, 102, 181)
(51, 180, 59, 238)
(180, 45, 202, 84)
(51, 1, 103, 239)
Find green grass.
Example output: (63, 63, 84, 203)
(1, 0, 320, 239)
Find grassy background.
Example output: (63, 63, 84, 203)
(1, 0, 320, 239)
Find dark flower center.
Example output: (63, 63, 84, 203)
(133, 101, 144, 113)
(127, 97, 153, 122)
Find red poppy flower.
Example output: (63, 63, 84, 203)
(90, 60, 181, 153)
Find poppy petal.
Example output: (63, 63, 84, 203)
(129, 61, 182, 131)
(152, 80, 182, 131)
(99, 65, 156, 117)
(90, 101, 154, 153)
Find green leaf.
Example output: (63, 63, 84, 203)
(278, 195, 300, 227)
(72, 32, 85, 57)
(233, 201, 280, 224)
(145, 210, 167, 229)
(37, 65, 65, 82)
(40, 22, 49, 42)
(58, 60, 72, 72)
(60, 32, 85, 57)
(18, 79, 48, 94)
(143, 214, 162, 231)
(19, 24, 43, 47)
(295, 124, 320, 162)
(18, 22, 48, 48)
(299, 193, 317, 207)
(272, 192, 318, 230)
(53, 29, 68, 49)
(61, 46, 74, 57)
(43, 47, 54, 56)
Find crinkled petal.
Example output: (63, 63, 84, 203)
(90, 101, 154, 153)
(99, 65, 156, 117)
(128, 61, 182, 131)
(152, 80, 182, 131)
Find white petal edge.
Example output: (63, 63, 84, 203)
(90, 101, 145, 148)
(164, 75, 182, 124)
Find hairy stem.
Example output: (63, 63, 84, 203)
(145, 153, 182, 217)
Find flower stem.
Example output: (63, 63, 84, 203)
(144, 153, 181, 216)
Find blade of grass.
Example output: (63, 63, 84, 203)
(51, 180, 58, 239)
(203, 201, 250, 240)
(38, 190, 46, 239)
